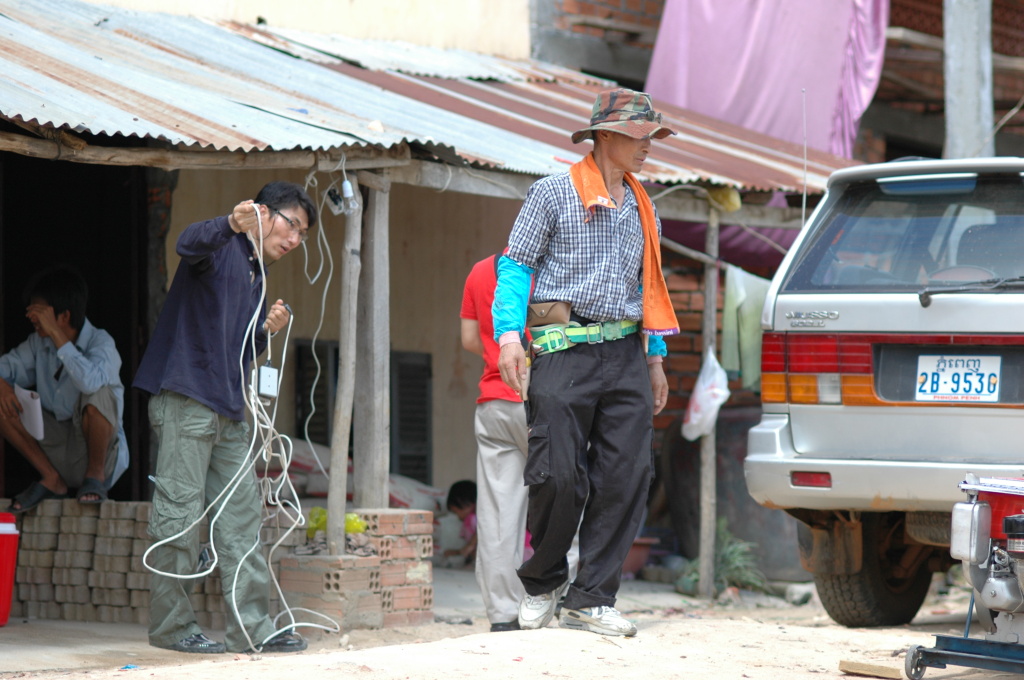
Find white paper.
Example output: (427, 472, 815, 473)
(14, 384, 44, 440)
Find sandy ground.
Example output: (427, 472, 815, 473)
(0, 569, 1003, 680)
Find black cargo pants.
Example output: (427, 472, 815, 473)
(517, 332, 654, 611)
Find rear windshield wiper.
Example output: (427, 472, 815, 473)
(919, 276, 1024, 307)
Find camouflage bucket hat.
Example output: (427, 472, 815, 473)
(571, 88, 676, 144)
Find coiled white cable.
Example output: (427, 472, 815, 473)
(142, 203, 340, 654)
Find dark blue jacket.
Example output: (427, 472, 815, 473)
(134, 215, 268, 421)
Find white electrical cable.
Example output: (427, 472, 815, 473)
(143, 203, 340, 654)
(298, 184, 337, 480)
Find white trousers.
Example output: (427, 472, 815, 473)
(473, 399, 530, 624)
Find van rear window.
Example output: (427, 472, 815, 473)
(781, 176, 1024, 292)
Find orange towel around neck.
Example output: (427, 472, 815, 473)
(569, 153, 680, 336)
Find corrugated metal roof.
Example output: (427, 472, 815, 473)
(225, 21, 856, 191)
(0, 0, 855, 190)
(250, 23, 609, 84)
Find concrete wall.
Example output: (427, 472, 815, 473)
(85, 0, 531, 58)
(163, 170, 522, 495)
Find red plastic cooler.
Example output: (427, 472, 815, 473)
(0, 512, 18, 626)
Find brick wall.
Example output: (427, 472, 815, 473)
(557, 0, 666, 48)
(6, 500, 432, 633)
(653, 251, 766, 452)
(278, 509, 435, 630)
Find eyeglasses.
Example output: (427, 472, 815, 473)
(273, 210, 309, 243)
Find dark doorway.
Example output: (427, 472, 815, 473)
(0, 151, 147, 501)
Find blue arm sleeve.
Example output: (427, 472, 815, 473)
(647, 335, 667, 357)
(492, 256, 534, 340)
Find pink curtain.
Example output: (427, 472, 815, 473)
(646, 0, 889, 158)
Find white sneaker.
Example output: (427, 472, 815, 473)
(559, 606, 637, 637)
(518, 582, 569, 630)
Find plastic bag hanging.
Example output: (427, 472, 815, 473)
(681, 347, 731, 441)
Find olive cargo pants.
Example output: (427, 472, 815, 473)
(146, 390, 276, 653)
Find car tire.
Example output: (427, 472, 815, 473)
(814, 513, 933, 627)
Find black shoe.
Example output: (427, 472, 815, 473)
(490, 621, 521, 632)
(159, 633, 226, 654)
(261, 631, 307, 653)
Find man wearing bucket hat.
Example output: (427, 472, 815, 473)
(492, 88, 679, 637)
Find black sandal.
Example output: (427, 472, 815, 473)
(8, 481, 68, 514)
(76, 477, 108, 504)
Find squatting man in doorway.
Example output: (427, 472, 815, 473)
(0, 265, 129, 513)
(493, 88, 679, 637)
(134, 181, 315, 655)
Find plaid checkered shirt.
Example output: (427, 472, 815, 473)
(506, 171, 655, 323)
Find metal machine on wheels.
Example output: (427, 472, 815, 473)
(906, 474, 1024, 679)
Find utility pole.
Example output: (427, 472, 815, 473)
(943, 0, 994, 158)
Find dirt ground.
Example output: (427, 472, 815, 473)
(0, 573, 1002, 680)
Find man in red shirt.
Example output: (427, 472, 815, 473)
(460, 252, 531, 632)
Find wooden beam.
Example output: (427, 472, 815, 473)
(393, 160, 808, 229)
(353, 171, 391, 508)
(0, 130, 411, 171)
(356, 169, 391, 193)
(661, 236, 718, 268)
(10, 121, 87, 150)
(654, 190, 806, 229)
(327, 172, 362, 556)
(390, 160, 536, 200)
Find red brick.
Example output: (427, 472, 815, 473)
(387, 537, 418, 561)
(404, 510, 432, 526)
(652, 414, 675, 431)
(677, 312, 703, 332)
(376, 515, 404, 536)
(667, 353, 701, 373)
(665, 335, 693, 353)
(382, 610, 435, 628)
(349, 555, 382, 568)
(666, 273, 700, 291)
(405, 522, 433, 536)
(356, 592, 382, 613)
(379, 563, 407, 587)
(280, 576, 327, 595)
(370, 537, 394, 560)
(664, 394, 687, 410)
(278, 568, 323, 583)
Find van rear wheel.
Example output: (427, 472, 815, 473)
(814, 513, 932, 627)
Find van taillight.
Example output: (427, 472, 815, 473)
(762, 332, 852, 405)
(788, 334, 840, 373)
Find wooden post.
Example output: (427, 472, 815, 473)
(327, 173, 362, 555)
(353, 171, 391, 508)
(698, 206, 720, 600)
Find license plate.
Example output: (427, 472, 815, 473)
(916, 355, 1001, 402)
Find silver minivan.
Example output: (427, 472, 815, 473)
(745, 157, 1024, 627)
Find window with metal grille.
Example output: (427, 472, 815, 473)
(293, 341, 432, 484)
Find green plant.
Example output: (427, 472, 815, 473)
(674, 518, 768, 596)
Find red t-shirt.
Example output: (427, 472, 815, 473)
(460, 255, 523, 404)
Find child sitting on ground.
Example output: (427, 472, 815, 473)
(443, 480, 477, 567)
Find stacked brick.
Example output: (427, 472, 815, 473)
(11, 498, 151, 623)
(278, 508, 434, 633)
(6, 501, 431, 632)
(6, 498, 308, 628)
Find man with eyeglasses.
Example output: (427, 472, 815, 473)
(493, 88, 678, 637)
(134, 181, 316, 656)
